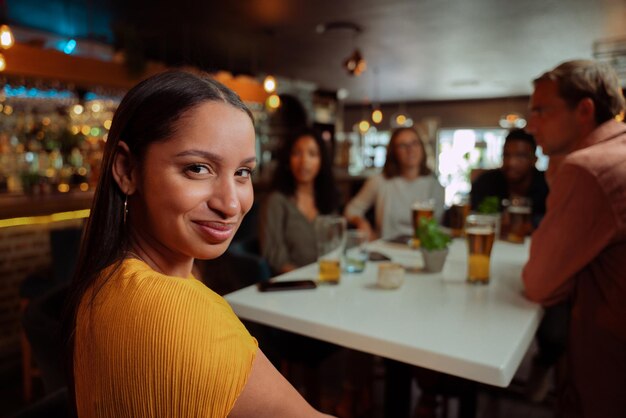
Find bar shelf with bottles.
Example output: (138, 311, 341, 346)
(0, 78, 122, 219)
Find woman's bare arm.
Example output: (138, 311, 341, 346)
(229, 348, 335, 418)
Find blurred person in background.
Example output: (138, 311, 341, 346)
(524, 59, 626, 418)
(344, 127, 444, 240)
(64, 70, 333, 418)
(258, 128, 341, 411)
(470, 128, 549, 227)
(260, 128, 339, 274)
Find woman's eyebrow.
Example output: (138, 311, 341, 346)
(175, 149, 222, 162)
(175, 149, 257, 165)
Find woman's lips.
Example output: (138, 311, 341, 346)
(193, 221, 236, 242)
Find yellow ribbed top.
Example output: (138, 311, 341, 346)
(74, 258, 257, 417)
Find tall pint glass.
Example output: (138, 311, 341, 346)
(465, 214, 496, 284)
(411, 199, 435, 241)
(506, 197, 532, 243)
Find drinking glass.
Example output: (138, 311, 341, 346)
(449, 194, 470, 238)
(506, 197, 532, 243)
(343, 229, 368, 273)
(465, 214, 496, 284)
(315, 215, 347, 284)
(411, 198, 435, 240)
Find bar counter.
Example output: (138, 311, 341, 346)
(0, 190, 94, 220)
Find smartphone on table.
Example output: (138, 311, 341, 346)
(257, 279, 317, 292)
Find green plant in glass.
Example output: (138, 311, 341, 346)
(477, 196, 500, 214)
(417, 217, 451, 251)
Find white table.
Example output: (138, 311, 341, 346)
(225, 238, 542, 387)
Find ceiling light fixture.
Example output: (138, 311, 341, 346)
(344, 49, 366, 76)
(266, 93, 281, 110)
(390, 102, 413, 128)
(263, 75, 277, 93)
(0, 24, 12, 49)
(498, 112, 526, 129)
(317, 21, 366, 77)
(372, 108, 383, 124)
(0, 0, 14, 50)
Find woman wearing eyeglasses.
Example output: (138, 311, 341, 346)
(344, 127, 444, 240)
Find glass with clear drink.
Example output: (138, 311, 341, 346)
(343, 229, 368, 273)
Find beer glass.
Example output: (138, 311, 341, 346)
(449, 194, 470, 238)
(465, 214, 496, 284)
(315, 215, 347, 284)
(411, 198, 435, 239)
(506, 197, 532, 243)
(343, 229, 368, 273)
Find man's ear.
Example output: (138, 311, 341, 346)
(576, 97, 595, 125)
(111, 141, 137, 195)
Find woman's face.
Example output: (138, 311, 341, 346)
(289, 135, 321, 186)
(131, 101, 256, 262)
(393, 129, 423, 171)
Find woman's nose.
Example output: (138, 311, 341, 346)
(207, 178, 240, 218)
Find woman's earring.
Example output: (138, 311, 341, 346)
(123, 195, 128, 225)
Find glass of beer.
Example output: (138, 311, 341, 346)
(315, 215, 347, 284)
(411, 199, 435, 239)
(449, 194, 470, 238)
(506, 197, 532, 244)
(465, 214, 496, 285)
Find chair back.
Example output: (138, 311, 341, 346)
(22, 283, 69, 394)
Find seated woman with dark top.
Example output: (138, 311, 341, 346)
(260, 129, 338, 274)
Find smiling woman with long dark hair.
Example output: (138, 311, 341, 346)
(64, 71, 332, 418)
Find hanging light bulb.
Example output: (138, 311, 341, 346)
(263, 75, 276, 93)
(0, 25, 13, 49)
(0, 53, 5, 72)
(358, 120, 370, 133)
(390, 112, 413, 128)
(371, 108, 383, 124)
(343, 49, 366, 76)
(266, 93, 281, 110)
(498, 112, 527, 129)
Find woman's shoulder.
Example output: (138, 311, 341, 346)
(95, 259, 233, 321)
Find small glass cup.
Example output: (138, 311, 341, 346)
(315, 215, 347, 284)
(465, 214, 496, 285)
(343, 229, 369, 273)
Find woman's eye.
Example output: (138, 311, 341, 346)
(185, 164, 210, 175)
(236, 168, 253, 178)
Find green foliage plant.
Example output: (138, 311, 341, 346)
(477, 196, 500, 214)
(418, 218, 451, 251)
